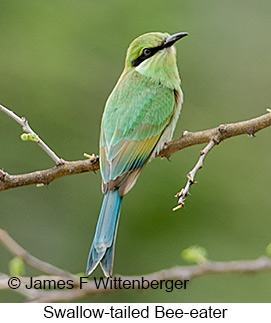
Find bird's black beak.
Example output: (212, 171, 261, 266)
(163, 32, 189, 48)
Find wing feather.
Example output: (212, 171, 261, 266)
(100, 70, 178, 195)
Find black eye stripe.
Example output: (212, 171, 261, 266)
(132, 44, 164, 67)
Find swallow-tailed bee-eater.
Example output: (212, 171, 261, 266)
(87, 31, 188, 276)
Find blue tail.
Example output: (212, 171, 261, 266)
(86, 190, 123, 277)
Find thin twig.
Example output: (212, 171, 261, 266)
(173, 139, 216, 210)
(0, 103, 63, 165)
(0, 228, 77, 280)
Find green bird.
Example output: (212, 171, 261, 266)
(86, 31, 188, 277)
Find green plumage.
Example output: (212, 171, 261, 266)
(100, 69, 176, 186)
(102, 71, 175, 142)
(87, 31, 187, 276)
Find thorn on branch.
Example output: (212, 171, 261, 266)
(0, 170, 7, 181)
(21, 117, 29, 131)
(175, 188, 184, 198)
(36, 183, 45, 188)
(182, 130, 190, 136)
(187, 173, 197, 184)
(172, 202, 185, 211)
(56, 158, 66, 166)
(218, 124, 227, 134)
(83, 153, 96, 161)
(212, 136, 221, 145)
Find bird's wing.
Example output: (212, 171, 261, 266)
(100, 71, 178, 195)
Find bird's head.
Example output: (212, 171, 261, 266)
(124, 32, 188, 88)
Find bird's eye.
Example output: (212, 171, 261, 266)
(143, 48, 152, 56)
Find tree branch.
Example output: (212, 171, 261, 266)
(173, 139, 216, 210)
(0, 104, 64, 165)
(0, 157, 99, 192)
(1, 107, 270, 192)
(158, 109, 271, 158)
(1, 227, 271, 302)
(0, 229, 77, 280)
(169, 109, 271, 208)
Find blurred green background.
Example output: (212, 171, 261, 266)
(0, 0, 271, 302)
